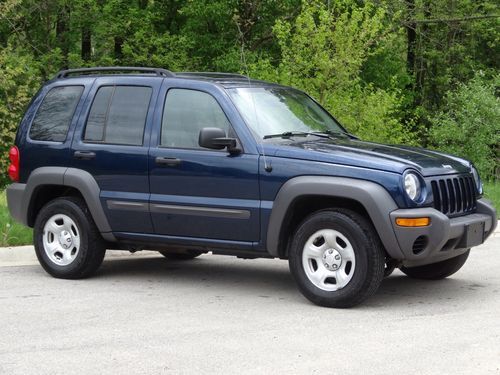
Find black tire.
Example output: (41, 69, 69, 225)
(159, 250, 203, 260)
(400, 250, 470, 280)
(33, 197, 106, 279)
(288, 209, 385, 308)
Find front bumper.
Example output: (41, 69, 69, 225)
(390, 198, 497, 267)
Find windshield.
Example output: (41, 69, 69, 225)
(228, 87, 347, 139)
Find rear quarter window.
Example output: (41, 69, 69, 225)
(29, 85, 84, 142)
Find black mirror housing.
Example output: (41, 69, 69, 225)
(199, 127, 240, 154)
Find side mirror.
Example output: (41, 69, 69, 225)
(198, 127, 240, 154)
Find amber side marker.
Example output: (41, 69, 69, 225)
(395, 217, 431, 227)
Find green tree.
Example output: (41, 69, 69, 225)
(0, 0, 498, 188)
(252, 0, 416, 144)
(429, 72, 499, 181)
(0, 46, 40, 186)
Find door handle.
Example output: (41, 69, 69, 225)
(155, 157, 181, 167)
(74, 151, 96, 160)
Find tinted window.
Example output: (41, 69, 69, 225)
(161, 89, 230, 149)
(30, 86, 84, 142)
(84, 87, 113, 142)
(84, 86, 152, 145)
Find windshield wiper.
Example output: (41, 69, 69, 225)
(311, 130, 359, 139)
(263, 131, 332, 140)
(263, 130, 357, 140)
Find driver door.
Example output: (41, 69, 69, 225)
(148, 82, 260, 243)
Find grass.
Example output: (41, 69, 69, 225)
(483, 181, 500, 212)
(0, 191, 32, 246)
(0, 181, 498, 247)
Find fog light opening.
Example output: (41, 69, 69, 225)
(412, 236, 428, 255)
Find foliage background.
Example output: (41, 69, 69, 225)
(0, 0, 499, 186)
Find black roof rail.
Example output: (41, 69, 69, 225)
(176, 72, 249, 79)
(55, 66, 175, 79)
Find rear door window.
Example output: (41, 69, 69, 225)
(29, 86, 84, 142)
(84, 86, 152, 146)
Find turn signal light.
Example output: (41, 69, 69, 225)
(395, 217, 430, 227)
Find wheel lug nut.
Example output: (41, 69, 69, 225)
(329, 249, 333, 254)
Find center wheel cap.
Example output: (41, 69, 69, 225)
(59, 231, 73, 249)
(322, 248, 342, 270)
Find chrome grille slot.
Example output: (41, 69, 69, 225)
(429, 174, 476, 217)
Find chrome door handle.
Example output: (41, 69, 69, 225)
(155, 157, 181, 167)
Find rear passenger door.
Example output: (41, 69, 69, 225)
(71, 77, 161, 234)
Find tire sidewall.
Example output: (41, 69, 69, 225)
(34, 199, 92, 277)
(289, 211, 375, 305)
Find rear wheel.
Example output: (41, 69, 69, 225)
(34, 197, 106, 279)
(159, 250, 203, 260)
(400, 250, 470, 280)
(288, 209, 385, 308)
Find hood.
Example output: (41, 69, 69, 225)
(268, 137, 471, 176)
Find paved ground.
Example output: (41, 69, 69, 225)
(0, 230, 499, 375)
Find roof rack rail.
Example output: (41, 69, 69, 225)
(55, 66, 175, 79)
(176, 72, 249, 79)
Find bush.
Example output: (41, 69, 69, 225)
(428, 73, 499, 181)
(0, 46, 40, 188)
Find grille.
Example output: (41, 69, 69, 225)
(430, 175, 476, 217)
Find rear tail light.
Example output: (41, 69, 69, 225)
(8, 146, 20, 182)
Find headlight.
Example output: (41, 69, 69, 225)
(471, 166, 483, 195)
(404, 172, 421, 201)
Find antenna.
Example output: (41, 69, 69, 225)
(235, 20, 272, 172)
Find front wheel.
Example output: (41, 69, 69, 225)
(288, 209, 385, 308)
(400, 250, 470, 280)
(34, 197, 106, 279)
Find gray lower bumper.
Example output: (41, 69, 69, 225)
(6, 183, 28, 226)
(389, 198, 497, 267)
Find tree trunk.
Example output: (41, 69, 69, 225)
(415, 0, 431, 107)
(406, 0, 416, 78)
(56, 5, 70, 69)
(81, 27, 91, 62)
(114, 36, 123, 61)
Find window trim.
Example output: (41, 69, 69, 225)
(159, 87, 240, 152)
(82, 84, 153, 147)
(28, 85, 85, 144)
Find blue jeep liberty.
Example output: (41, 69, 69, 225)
(6, 67, 497, 307)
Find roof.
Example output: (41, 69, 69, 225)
(53, 66, 282, 89)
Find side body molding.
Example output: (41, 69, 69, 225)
(20, 167, 115, 241)
(265, 176, 404, 259)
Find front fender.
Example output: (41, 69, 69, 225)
(266, 176, 404, 259)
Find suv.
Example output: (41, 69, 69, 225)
(7, 67, 497, 307)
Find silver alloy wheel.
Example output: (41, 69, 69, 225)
(302, 229, 356, 291)
(42, 214, 81, 266)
